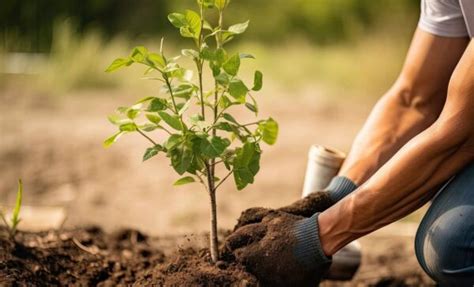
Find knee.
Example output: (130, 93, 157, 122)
(415, 206, 474, 286)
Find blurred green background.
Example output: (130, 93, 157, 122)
(0, 0, 420, 97)
(2, 0, 418, 51)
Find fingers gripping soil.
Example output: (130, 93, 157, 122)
(278, 192, 333, 217)
(225, 212, 321, 287)
(225, 224, 267, 251)
(233, 208, 274, 230)
(234, 192, 333, 230)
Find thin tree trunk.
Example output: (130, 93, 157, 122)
(208, 187, 219, 263)
(206, 163, 219, 263)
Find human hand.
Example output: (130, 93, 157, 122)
(234, 191, 333, 230)
(224, 212, 331, 287)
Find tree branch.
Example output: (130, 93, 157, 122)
(214, 169, 233, 190)
(137, 129, 158, 146)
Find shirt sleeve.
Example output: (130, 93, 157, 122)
(418, 0, 469, 37)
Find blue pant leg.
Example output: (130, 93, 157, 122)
(415, 161, 474, 287)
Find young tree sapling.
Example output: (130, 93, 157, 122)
(104, 0, 278, 263)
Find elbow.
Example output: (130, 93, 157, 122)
(386, 79, 446, 122)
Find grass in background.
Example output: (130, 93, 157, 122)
(237, 34, 409, 101)
(0, 20, 413, 101)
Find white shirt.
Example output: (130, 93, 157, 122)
(419, 0, 474, 37)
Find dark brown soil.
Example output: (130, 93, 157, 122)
(0, 192, 434, 286)
(1, 193, 335, 286)
(0, 225, 435, 286)
(0, 227, 257, 286)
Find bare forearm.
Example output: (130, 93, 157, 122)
(339, 86, 440, 185)
(320, 40, 474, 255)
(339, 30, 468, 185)
(320, 120, 474, 255)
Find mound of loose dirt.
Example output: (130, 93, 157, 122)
(135, 248, 257, 286)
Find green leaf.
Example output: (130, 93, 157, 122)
(258, 118, 279, 145)
(168, 13, 187, 28)
(229, 79, 248, 102)
(169, 11, 202, 39)
(158, 111, 183, 131)
(223, 113, 238, 124)
(127, 109, 140, 120)
(173, 176, 196, 186)
(147, 53, 166, 68)
(143, 145, 162, 161)
(139, 123, 158, 132)
(136, 96, 155, 104)
(172, 83, 196, 99)
(148, 98, 167, 112)
(215, 0, 228, 10)
(199, 0, 215, 8)
(215, 48, 227, 66)
(119, 122, 137, 132)
(103, 132, 124, 148)
(245, 103, 257, 113)
(201, 47, 214, 61)
(200, 136, 231, 158)
(164, 64, 185, 79)
(233, 142, 261, 190)
(248, 94, 259, 115)
(223, 54, 240, 76)
(125, 103, 142, 120)
(186, 10, 201, 33)
(228, 20, 249, 34)
(116, 107, 128, 114)
(218, 95, 232, 109)
(11, 179, 23, 230)
(108, 115, 132, 126)
(170, 146, 194, 175)
(215, 73, 230, 86)
(203, 20, 213, 30)
(190, 114, 204, 123)
(210, 62, 220, 77)
(221, 32, 235, 44)
(146, 113, 161, 124)
(240, 53, 255, 59)
(164, 134, 183, 150)
(105, 58, 133, 73)
(180, 27, 195, 38)
(130, 46, 148, 63)
(182, 49, 199, 59)
(252, 70, 263, 91)
(215, 122, 234, 132)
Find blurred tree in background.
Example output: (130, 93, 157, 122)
(1, 0, 419, 52)
(1, 0, 170, 52)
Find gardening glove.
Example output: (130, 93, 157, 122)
(224, 211, 331, 287)
(234, 176, 356, 229)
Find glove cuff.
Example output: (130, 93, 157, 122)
(325, 176, 357, 203)
(293, 213, 332, 269)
